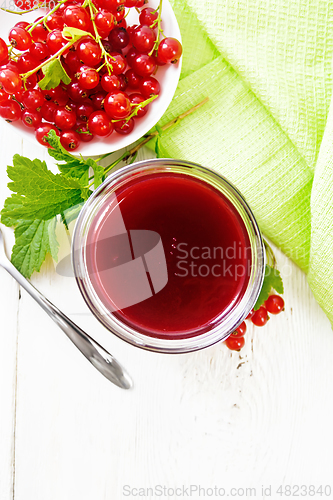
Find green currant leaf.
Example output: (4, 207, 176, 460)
(38, 59, 71, 90)
(11, 218, 59, 279)
(254, 265, 284, 310)
(62, 26, 91, 43)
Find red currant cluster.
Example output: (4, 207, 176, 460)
(224, 294, 285, 351)
(0, 0, 182, 151)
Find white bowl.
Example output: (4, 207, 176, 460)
(1, 0, 182, 156)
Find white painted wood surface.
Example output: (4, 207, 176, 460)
(1, 119, 333, 500)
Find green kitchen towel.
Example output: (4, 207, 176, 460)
(155, 0, 333, 324)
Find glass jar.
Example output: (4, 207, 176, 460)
(72, 159, 265, 353)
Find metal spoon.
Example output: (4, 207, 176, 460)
(0, 226, 132, 390)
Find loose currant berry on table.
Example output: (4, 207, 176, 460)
(60, 130, 81, 151)
(224, 336, 245, 351)
(158, 37, 183, 64)
(131, 25, 156, 53)
(88, 110, 113, 136)
(129, 93, 149, 117)
(104, 91, 131, 119)
(0, 38, 8, 65)
(9, 27, 32, 51)
(131, 53, 157, 76)
(21, 109, 42, 128)
(246, 309, 254, 319)
(35, 124, 59, 147)
(0, 100, 21, 122)
(54, 106, 77, 129)
(230, 321, 247, 337)
(139, 76, 160, 97)
(265, 295, 285, 314)
(251, 306, 269, 327)
(114, 117, 134, 135)
(64, 6, 91, 31)
(108, 27, 129, 50)
(0, 69, 22, 94)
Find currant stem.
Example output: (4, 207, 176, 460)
(86, 97, 209, 189)
(149, 0, 164, 56)
(112, 94, 158, 124)
(87, 0, 115, 74)
(1, 5, 41, 14)
(27, 0, 68, 33)
(21, 39, 75, 81)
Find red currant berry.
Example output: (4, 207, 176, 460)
(139, 7, 158, 27)
(88, 110, 113, 136)
(45, 13, 64, 31)
(124, 0, 137, 6)
(95, 10, 115, 32)
(114, 117, 134, 135)
(0, 69, 22, 94)
(129, 93, 148, 117)
(14, 0, 34, 10)
(64, 6, 91, 31)
(265, 295, 285, 314)
(104, 91, 131, 119)
(22, 89, 45, 111)
(29, 42, 50, 61)
(157, 37, 182, 64)
(0, 100, 21, 122)
(0, 38, 8, 65)
(139, 76, 160, 97)
(31, 19, 48, 43)
(101, 73, 121, 92)
(91, 91, 106, 109)
(76, 102, 94, 121)
(16, 52, 39, 73)
(107, 52, 126, 75)
(131, 53, 157, 76)
(131, 25, 156, 53)
(126, 47, 139, 67)
(35, 124, 60, 147)
(0, 89, 10, 105)
(41, 101, 57, 122)
(54, 106, 77, 129)
(251, 306, 269, 327)
(136, 0, 148, 6)
(125, 69, 142, 88)
(230, 321, 247, 337)
(21, 108, 42, 128)
(246, 309, 254, 319)
(14, 21, 30, 29)
(78, 38, 102, 67)
(60, 130, 81, 151)
(9, 27, 32, 51)
(77, 65, 100, 90)
(67, 82, 88, 102)
(46, 30, 67, 55)
(108, 26, 129, 50)
(224, 336, 245, 351)
(76, 119, 94, 142)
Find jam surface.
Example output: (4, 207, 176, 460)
(86, 173, 251, 338)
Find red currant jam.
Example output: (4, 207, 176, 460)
(86, 173, 251, 339)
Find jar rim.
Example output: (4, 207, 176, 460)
(72, 158, 266, 353)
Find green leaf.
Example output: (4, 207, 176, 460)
(62, 26, 90, 42)
(254, 265, 284, 310)
(1, 154, 85, 222)
(11, 218, 59, 278)
(38, 59, 71, 90)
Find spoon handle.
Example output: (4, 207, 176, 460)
(1, 256, 132, 390)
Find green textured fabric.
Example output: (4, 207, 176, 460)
(154, 0, 333, 324)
